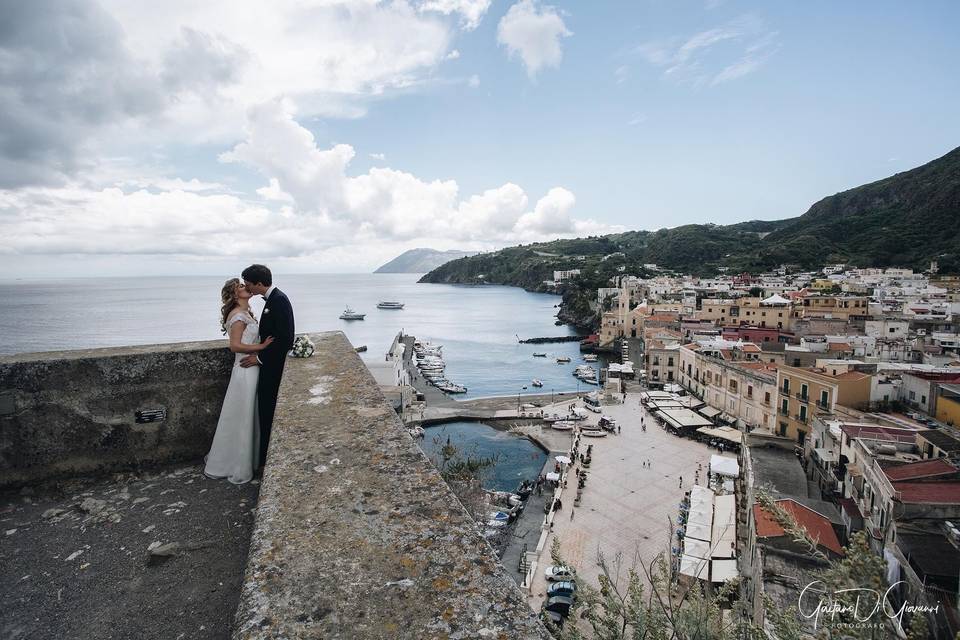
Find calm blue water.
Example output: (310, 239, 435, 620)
(419, 421, 547, 492)
(3, 273, 603, 398)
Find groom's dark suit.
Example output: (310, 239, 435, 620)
(257, 287, 295, 467)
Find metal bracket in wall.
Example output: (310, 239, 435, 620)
(135, 408, 167, 423)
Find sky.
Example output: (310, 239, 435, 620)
(2, 0, 959, 277)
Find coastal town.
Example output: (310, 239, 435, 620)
(381, 263, 960, 638)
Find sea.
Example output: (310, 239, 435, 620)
(4, 273, 603, 399)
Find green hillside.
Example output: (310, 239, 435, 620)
(421, 145, 960, 288)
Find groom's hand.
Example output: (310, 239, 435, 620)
(240, 354, 260, 368)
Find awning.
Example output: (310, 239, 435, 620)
(698, 406, 722, 419)
(683, 538, 711, 559)
(711, 559, 739, 583)
(718, 413, 736, 424)
(679, 554, 710, 580)
(545, 472, 561, 481)
(658, 408, 715, 430)
(696, 426, 743, 444)
(711, 494, 737, 559)
(710, 455, 741, 478)
(814, 448, 837, 464)
(685, 522, 712, 542)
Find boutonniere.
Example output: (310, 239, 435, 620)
(262, 308, 271, 314)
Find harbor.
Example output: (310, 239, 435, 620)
(395, 331, 738, 624)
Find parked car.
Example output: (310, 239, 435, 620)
(543, 595, 575, 617)
(547, 580, 577, 598)
(540, 608, 565, 628)
(545, 564, 576, 581)
(598, 415, 617, 431)
(583, 402, 602, 413)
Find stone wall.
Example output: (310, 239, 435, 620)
(235, 331, 549, 639)
(0, 340, 233, 488)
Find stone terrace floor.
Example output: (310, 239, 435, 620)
(527, 395, 736, 616)
(1, 462, 258, 640)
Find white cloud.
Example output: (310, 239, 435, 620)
(636, 14, 778, 86)
(369, 153, 387, 161)
(627, 113, 647, 126)
(468, 74, 481, 88)
(614, 65, 629, 84)
(1, 0, 464, 188)
(418, 0, 492, 30)
(497, 0, 572, 77)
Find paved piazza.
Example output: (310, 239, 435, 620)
(527, 392, 735, 612)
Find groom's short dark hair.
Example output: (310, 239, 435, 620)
(242, 264, 272, 286)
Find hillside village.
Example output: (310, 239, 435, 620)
(575, 262, 960, 636)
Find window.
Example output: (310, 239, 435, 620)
(747, 385, 754, 398)
(764, 391, 771, 404)
(800, 383, 808, 400)
(729, 380, 737, 392)
(668, 357, 674, 367)
(782, 378, 790, 393)
(799, 406, 807, 422)
(921, 395, 927, 405)
(797, 430, 807, 445)
(909, 390, 916, 400)
(781, 398, 789, 415)
(889, 327, 896, 333)
(820, 390, 829, 407)
(778, 422, 788, 436)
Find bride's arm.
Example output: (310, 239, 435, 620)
(228, 320, 273, 354)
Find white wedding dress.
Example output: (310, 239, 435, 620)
(204, 312, 261, 484)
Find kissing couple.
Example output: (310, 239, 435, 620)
(204, 264, 296, 484)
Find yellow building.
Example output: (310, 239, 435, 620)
(934, 384, 960, 426)
(775, 365, 872, 445)
(796, 294, 870, 321)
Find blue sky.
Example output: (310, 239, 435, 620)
(1, 0, 958, 276)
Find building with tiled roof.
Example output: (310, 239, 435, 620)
(752, 499, 844, 557)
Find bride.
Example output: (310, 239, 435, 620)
(204, 278, 274, 484)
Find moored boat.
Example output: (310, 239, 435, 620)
(556, 356, 571, 363)
(531, 379, 543, 387)
(377, 301, 405, 309)
(532, 352, 547, 357)
(339, 306, 365, 320)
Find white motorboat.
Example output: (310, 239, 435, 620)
(531, 379, 544, 387)
(339, 307, 365, 320)
(556, 356, 571, 363)
(377, 301, 405, 309)
(581, 428, 608, 438)
(582, 354, 598, 362)
(550, 421, 576, 431)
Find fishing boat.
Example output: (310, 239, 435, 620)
(531, 379, 543, 387)
(532, 352, 547, 357)
(581, 427, 608, 438)
(556, 356, 571, 363)
(339, 307, 365, 320)
(377, 301, 405, 309)
(550, 421, 576, 431)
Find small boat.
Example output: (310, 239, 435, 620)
(556, 357, 571, 363)
(354, 345, 368, 353)
(532, 352, 547, 357)
(582, 354, 598, 362)
(550, 421, 576, 431)
(377, 301, 405, 309)
(581, 428, 607, 438)
(531, 379, 543, 387)
(581, 378, 599, 385)
(339, 307, 365, 320)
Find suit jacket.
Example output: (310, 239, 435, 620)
(258, 288, 295, 372)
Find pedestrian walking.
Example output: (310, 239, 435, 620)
(617, 424, 621, 434)
(570, 507, 575, 521)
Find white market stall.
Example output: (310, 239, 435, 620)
(709, 454, 741, 478)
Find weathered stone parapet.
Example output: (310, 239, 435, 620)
(0, 340, 233, 488)
(235, 331, 549, 639)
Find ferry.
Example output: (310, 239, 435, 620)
(339, 307, 365, 320)
(377, 301, 405, 309)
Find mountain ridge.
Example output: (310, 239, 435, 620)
(374, 248, 478, 274)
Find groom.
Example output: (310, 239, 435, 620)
(240, 264, 296, 469)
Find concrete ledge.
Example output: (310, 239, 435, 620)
(0, 340, 232, 488)
(235, 332, 549, 639)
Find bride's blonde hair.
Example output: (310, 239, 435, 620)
(220, 278, 240, 334)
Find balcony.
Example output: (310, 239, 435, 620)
(795, 392, 809, 403)
(778, 407, 790, 417)
(816, 400, 830, 410)
(794, 414, 808, 424)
